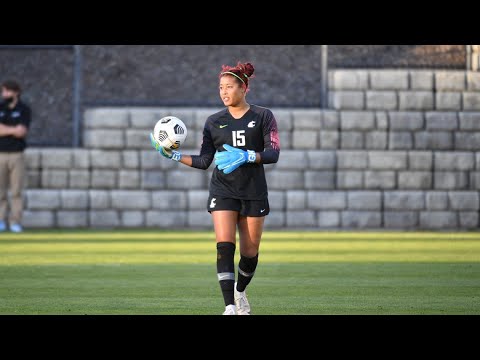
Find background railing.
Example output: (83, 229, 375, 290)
(1, 45, 478, 147)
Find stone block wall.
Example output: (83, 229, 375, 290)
(329, 70, 480, 111)
(20, 70, 480, 230)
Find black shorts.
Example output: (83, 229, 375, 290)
(207, 194, 270, 217)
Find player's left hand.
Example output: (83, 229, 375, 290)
(214, 144, 256, 174)
(150, 133, 182, 162)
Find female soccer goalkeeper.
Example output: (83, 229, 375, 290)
(150, 61, 280, 315)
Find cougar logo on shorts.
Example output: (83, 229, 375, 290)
(210, 198, 217, 208)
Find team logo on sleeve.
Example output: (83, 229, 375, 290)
(247, 121, 256, 128)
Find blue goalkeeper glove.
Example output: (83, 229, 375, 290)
(214, 144, 256, 174)
(149, 133, 182, 162)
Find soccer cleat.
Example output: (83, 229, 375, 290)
(9, 223, 23, 233)
(222, 304, 236, 315)
(0, 221, 6, 232)
(234, 282, 251, 315)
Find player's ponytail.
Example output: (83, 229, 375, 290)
(243, 62, 255, 79)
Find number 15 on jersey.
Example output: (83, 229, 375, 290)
(232, 130, 246, 147)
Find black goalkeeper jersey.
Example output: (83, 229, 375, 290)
(191, 104, 280, 200)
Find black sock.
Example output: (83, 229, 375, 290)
(216, 242, 236, 306)
(236, 253, 259, 292)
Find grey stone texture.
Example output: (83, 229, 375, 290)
(21, 68, 480, 230)
(397, 172, 432, 189)
(420, 211, 458, 229)
(22, 211, 55, 228)
(330, 70, 368, 90)
(89, 211, 120, 228)
(336, 171, 363, 189)
(467, 72, 480, 91)
(340, 132, 364, 149)
(366, 91, 397, 110)
(414, 131, 453, 150)
(436, 92, 462, 111)
(318, 211, 340, 227)
(398, 91, 434, 110)
(364, 171, 396, 189)
(286, 211, 317, 227)
(459, 112, 480, 130)
(340, 112, 375, 130)
(384, 211, 418, 228)
(435, 72, 465, 91)
(425, 112, 458, 130)
(389, 132, 413, 150)
(342, 211, 382, 228)
(365, 131, 388, 150)
(57, 211, 88, 227)
(426, 192, 449, 210)
(347, 191, 382, 210)
(188, 211, 212, 228)
(410, 71, 434, 90)
(389, 112, 424, 130)
(329, 91, 364, 110)
(121, 211, 145, 227)
(286, 191, 306, 210)
(463, 93, 480, 110)
(370, 70, 408, 90)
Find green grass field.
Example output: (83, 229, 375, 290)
(1, 230, 479, 315)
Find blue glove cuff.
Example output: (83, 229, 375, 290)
(171, 150, 182, 162)
(247, 150, 256, 163)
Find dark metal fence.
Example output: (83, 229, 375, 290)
(328, 45, 469, 69)
(0, 45, 80, 147)
(0, 45, 476, 147)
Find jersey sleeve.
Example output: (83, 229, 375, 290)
(191, 121, 216, 170)
(260, 110, 280, 164)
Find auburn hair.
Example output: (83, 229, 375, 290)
(219, 62, 255, 91)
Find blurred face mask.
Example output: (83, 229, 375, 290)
(3, 96, 15, 105)
(1, 87, 17, 105)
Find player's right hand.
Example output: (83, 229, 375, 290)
(149, 133, 182, 162)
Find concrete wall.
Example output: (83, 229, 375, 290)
(1, 45, 467, 146)
(329, 69, 480, 110)
(19, 69, 480, 230)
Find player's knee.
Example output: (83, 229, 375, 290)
(241, 246, 259, 258)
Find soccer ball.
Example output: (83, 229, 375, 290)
(152, 116, 188, 150)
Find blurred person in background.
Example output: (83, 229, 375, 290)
(0, 80, 31, 233)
